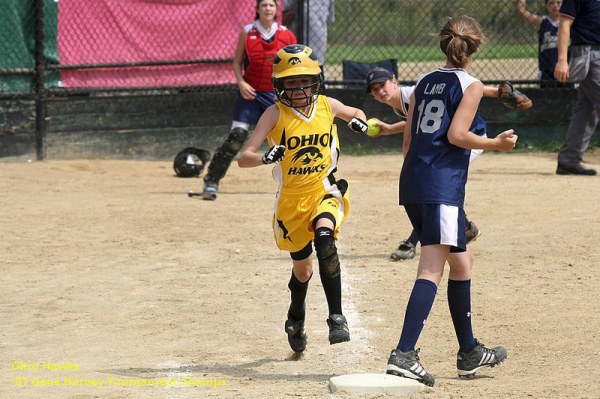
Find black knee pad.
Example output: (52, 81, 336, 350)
(206, 128, 249, 181)
(228, 127, 249, 146)
(314, 227, 340, 278)
(221, 127, 249, 155)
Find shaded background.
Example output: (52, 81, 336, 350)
(0, 0, 597, 160)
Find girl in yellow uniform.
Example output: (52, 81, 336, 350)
(238, 44, 369, 353)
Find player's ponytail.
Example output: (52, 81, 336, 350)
(439, 16, 485, 69)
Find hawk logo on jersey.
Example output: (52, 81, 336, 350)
(291, 146, 323, 165)
(285, 132, 331, 176)
(288, 56, 301, 65)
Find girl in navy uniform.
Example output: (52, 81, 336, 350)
(238, 45, 369, 354)
(385, 16, 517, 387)
(203, 0, 296, 198)
(365, 68, 511, 260)
(518, 0, 573, 87)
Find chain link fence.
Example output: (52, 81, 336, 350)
(325, 0, 550, 86)
(0, 0, 558, 98)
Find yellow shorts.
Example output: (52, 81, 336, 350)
(272, 179, 350, 253)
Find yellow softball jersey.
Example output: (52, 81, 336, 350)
(267, 95, 339, 189)
(267, 96, 350, 252)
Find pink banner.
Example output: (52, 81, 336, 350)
(58, 0, 282, 88)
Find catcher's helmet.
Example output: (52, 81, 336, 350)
(272, 44, 324, 109)
(173, 147, 211, 178)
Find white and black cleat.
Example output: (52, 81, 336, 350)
(386, 349, 435, 387)
(457, 341, 507, 379)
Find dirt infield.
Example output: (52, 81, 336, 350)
(2, 151, 599, 399)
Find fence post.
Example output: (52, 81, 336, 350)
(296, 0, 304, 44)
(34, 0, 47, 161)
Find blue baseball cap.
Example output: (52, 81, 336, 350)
(365, 69, 394, 93)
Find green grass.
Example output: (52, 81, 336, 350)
(327, 45, 538, 65)
(514, 140, 600, 153)
(512, 140, 562, 153)
(343, 143, 400, 156)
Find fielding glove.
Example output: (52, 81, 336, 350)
(498, 81, 533, 110)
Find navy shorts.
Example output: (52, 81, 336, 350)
(232, 90, 276, 125)
(404, 203, 467, 252)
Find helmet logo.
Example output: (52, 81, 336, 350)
(288, 57, 301, 65)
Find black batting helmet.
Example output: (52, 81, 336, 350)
(173, 147, 211, 178)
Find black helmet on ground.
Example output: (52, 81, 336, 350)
(173, 147, 211, 178)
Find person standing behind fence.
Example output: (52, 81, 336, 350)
(203, 0, 296, 197)
(553, 0, 600, 176)
(282, 0, 334, 77)
(384, 16, 516, 387)
(517, 0, 573, 88)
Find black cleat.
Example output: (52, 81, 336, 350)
(202, 178, 218, 201)
(457, 341, 507, 378)
(386, 349, 435, 387)
(285, 318, 307, 353)
(327, 314, 350, 344)
(465, 221, 482, 244)
(390, 240, 416, 261)
(556, 163, 597, 176)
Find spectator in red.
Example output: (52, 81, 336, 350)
(203, 0, 296, 197)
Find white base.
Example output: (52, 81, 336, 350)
(329, 373, 424, 394)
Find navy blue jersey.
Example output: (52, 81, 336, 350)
(560, 0, 600, 45)
(399, 68, 487, 207)
(538, 16, 559, 75)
